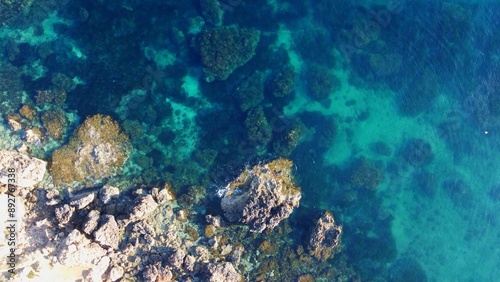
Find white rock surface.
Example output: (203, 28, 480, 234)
(0, 150, 47, 188)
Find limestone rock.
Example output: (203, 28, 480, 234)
(99, 185, 120, 204)
(308, 211, 342, 261)
(205, 262, 243, 282)
(94, 215, 121, 249)
(6, 114, 22, 131)
(54, 204, 75, 226)
(82, 210, 101, 235)
(129, 194, 158, 222)
(221, 158, 301, 232)
(109, 266, 124, 281)
(0, 150, 47, 188)
(57, 229, 107, 265)
(69, 191, 95, 209)
(151, 183, 175, 204)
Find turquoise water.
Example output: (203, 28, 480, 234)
(1, 0, 499, 281)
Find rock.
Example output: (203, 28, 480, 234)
(0, 150, 47, 188)
(84, 255, 110, 282)
(82, 210, 101, 235)
(109, 266, 124, 281)
(142, 262, 173, 282)
(93, 215, 121, 249)
(129, 194, 158, 222)
(228, 243, 244, 266)
(221, 158, 302, 232)
(308, 211, 342, 261)
(54, 204, 75, 226)
(100, 185, 120, 204)
(6, 113, 22, 131)
(49, 114, 131, 186)
(168, 249, 186, 269)
(200, 26, 260, 82)
(151, 183, 175, 204)
(69, 191, 95, 209)
(45, 189, 62, 205)
(205, 262, 243, 282)
(57, 229, 107, 265)
(25, 127, 45, 145)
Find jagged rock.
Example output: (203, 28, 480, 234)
(45, 189, 62, 205)
(84, 255, 110, 282)
(205, 262, 243, 282)
(57, 229, 106, 265)
(54, 204, 75, 226)
(108, 266, 124, 281)
(221, 158, 301, 232)
(94, 215, 121, 249)
(100, 185, 120, 204)
(308, 211, 342, 261)
(0, 150, 47, 188)
(151, 183, 175, 204)
(69, 191, 95, 209)
(142, 262, 173, 281)
(82, 210, 101, 235)
(129, 194, 158, 222)
(6, 114, 23, 131)
(168, 249, 186, 269)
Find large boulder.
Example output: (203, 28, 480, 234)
(0, 150, 47, 188)
(308, 211, 342, 261)
(49, 114, 131, 186)
(221, 158, 301, 233)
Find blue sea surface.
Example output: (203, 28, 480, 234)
(0, 0, 499, 281)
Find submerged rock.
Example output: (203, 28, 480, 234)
(308, 211, 342, 261)
(221, 158, 301, 233)
(49, 114, 131, 186)
(200, 26, 260, 82)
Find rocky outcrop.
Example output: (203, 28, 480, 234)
(0, 150, 47, 188)
(308, 211, 342, 261)
(221, 158, 301, 233)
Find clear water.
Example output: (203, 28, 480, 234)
(0, 0, 499, 281)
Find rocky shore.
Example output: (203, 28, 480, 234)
(0, 151, 354, 281)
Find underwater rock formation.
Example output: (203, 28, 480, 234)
(49, 114, 131, 186)
(0, 0, 34, 26)
(200, 0, 224, 26)
(41, 108, 68, 140)
(0, 150, 46, 188)
(308, 211, 342, 261)
(245, 107, 272, 146)
(401, 138, 433, 167)
(200, 26, 260, 82)
(220, 158, 302, 233)
(304, 63, 341, 102)
(347, 157, 384, 190)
